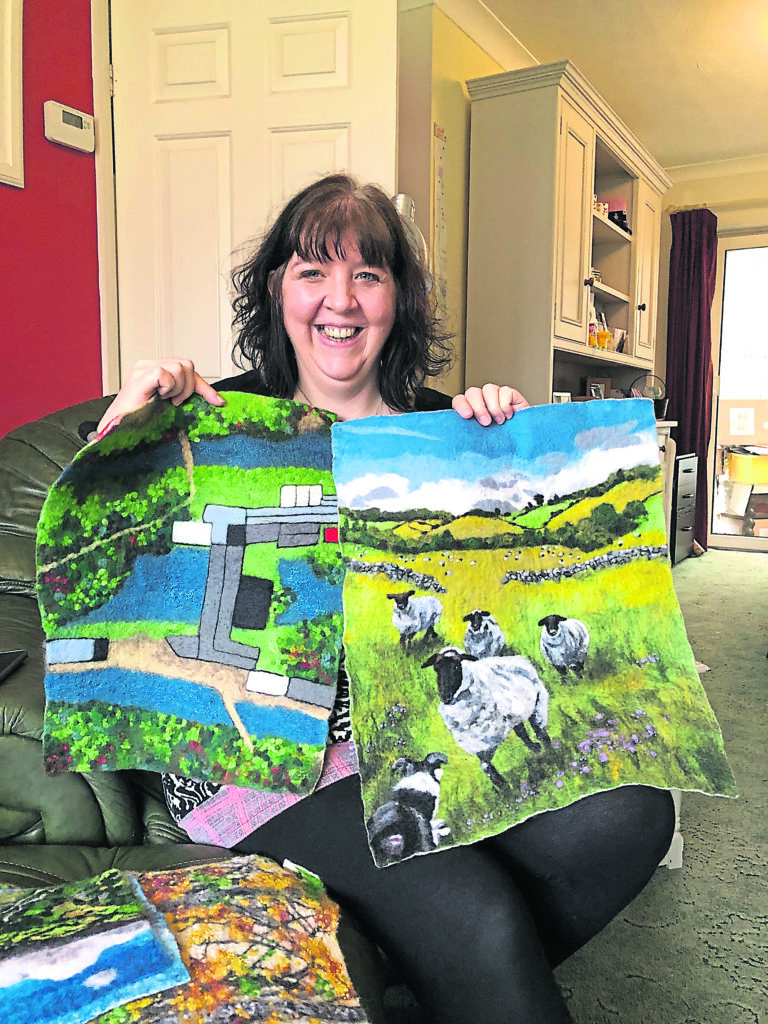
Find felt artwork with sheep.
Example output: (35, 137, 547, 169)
(332, 399, 736, 867)
(36, 394, 343, 793)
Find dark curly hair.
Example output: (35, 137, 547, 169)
(231, 174, 453, 411)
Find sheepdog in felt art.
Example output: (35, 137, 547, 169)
(36, 394, 344, 793)
(332, 399, 736, 866)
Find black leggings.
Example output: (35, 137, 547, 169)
(235, 778, 675, 1024)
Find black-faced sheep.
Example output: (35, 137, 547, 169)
(387, 590, 442, 648)
(463, 609, 506, 658)
(538, 614, 590, 677)
(422, 647, 551, 791)
(366, 752, 450, 866)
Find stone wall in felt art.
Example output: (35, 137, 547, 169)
(37, 394, 343, 794)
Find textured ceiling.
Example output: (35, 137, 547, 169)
(483, 0, 768, 170)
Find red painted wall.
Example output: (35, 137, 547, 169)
(0, 0, 102, 437)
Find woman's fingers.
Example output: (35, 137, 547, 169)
(452, 384, 530, 426)
(96, 358, 225, 436)
(498, 385, 531, 415)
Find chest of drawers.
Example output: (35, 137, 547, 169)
(671, 453, 698, 563)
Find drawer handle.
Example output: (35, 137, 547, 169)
(680, 526, 693, 533)
(682, 468, 695, 473)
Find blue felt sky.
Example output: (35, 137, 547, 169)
(332, 397, 659, 515)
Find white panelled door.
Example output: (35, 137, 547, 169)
(111, 0, 398, 383)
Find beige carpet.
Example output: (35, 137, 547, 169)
(556, 548, 767, 1024)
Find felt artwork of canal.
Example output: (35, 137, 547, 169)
(37, 394, 343, 794)
(332, 399, 736, 867)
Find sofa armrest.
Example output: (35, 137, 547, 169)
(0, 592, 144, 846)
(123, 770, 198, 844)
(0, 843, 231, 888)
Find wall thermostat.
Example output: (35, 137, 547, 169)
(43, 101, 95, 153)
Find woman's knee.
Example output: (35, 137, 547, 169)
(487, 786, 677, 964)
(507, 785, 676, 866)
(594, 785, 677, 859)
(380, 856, 572, 1024)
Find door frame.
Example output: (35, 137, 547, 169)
(91, 0, 120, 396)
(707, 227, 768, 552)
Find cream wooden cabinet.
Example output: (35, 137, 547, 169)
(633, 180, 663, 360)
(465, 62, 672, 407)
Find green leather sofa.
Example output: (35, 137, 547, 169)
(0, 395, 390, 1020)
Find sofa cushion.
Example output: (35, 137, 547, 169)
(0, 843, 230, 888)
(0, 396, 112, 594)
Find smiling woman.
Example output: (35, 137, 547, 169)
(84, 173, 677, 1024)
(228, 174, 455, 421)
(279, 244, 397, 418)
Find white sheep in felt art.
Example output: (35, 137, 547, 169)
(537, 614, 590, 677)
(387, 590, 443, 649)
(422, 647, 551, 790)
(462, 609, 506, 658)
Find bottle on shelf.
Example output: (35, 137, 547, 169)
(588, 294, 598, 347)
(595, 309, 610, 349)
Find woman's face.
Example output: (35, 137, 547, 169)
(280, 236, 397, 396)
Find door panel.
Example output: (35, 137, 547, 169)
(554, 99, 594, 343)
(632, 180, 660, 361)
(111, 0, 398, 383)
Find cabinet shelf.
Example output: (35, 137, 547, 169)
(554, 340, 651, 368)
(592, 212, 632, 245)
(593, 280, 629, 304)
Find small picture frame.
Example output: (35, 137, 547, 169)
(586, 376, 611, 400)
(552, 392, 571, 404)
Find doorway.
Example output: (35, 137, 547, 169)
(91, 0, 398, 393)
(709, 234, 768, 551)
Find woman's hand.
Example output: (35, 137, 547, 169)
(452, 384, 530, 426)
(96, 358, 225, 437)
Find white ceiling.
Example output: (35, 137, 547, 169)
(482, 0, 768, 171)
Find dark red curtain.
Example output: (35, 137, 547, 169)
(665, 208, 718, 550)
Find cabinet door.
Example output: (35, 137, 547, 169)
(632, 180, 662, 361)
(554, 99, 594, 344)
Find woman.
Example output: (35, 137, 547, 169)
(98, 174, 675, 1024)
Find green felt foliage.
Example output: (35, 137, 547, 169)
(0, 870, 144, 951)
(37, 468, 189, 631)
(43, 701, 323, 791)
(340, 465, 663, 555)
(36, 393, 336, 633)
